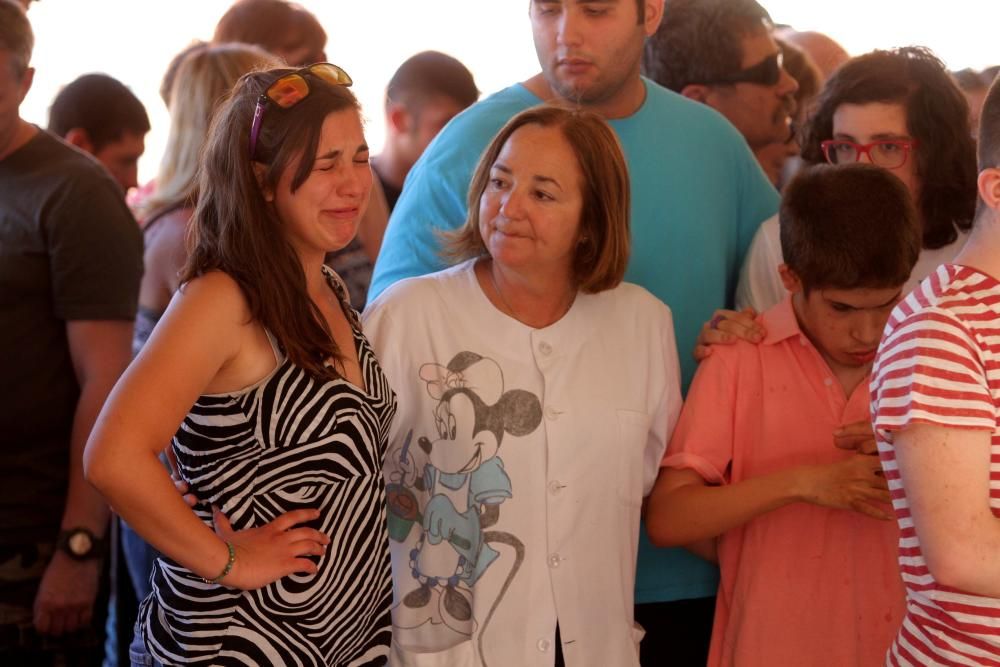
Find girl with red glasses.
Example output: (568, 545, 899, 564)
(735, 46, 977, 315)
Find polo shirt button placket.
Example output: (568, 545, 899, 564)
(537, 638, 551, 652)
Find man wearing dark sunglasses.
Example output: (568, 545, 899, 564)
(644, 0, 798, 155)
(371, 1, 781, 666)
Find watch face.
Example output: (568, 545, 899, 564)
(67, 531, 93, 556)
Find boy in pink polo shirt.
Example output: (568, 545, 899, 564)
(645, 163, 920, 667)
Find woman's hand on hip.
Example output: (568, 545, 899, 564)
(211, 507, 330, 589)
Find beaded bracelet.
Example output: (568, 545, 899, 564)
(205, 541, 236, 584)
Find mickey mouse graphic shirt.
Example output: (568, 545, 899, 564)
(363, 259, 682, 667)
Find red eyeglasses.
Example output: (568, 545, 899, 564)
(821, 139, 918, 170)
(248, 63, 353, 160)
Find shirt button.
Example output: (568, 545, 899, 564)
(539, 341, 553, 355)
(548, 553, 561, 568)
(537, 638, 551, 652)
(545, 406, 560, 420)
(548, 480, 564, 495)
(824, 377, 833, 387)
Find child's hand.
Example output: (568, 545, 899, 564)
(833, 420, 878, 455)
(693, 308, 766, 361)
(799, 455, 893, 520)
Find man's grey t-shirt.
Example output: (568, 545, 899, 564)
(0, 130, 142, 544)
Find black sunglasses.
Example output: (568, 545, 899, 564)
(703, 51, 784, 87)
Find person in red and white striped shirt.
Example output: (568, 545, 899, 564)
(871, 76, 1000, 666)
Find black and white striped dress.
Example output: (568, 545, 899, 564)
(138, 271, 395, 666)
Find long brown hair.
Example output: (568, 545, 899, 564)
(182, 66, 360, 380)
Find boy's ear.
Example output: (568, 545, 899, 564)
(63, 127, 95, 154)
(252, 162, 274, 202)
(978, 166, 1000, 213)
(778, 263, 804, 294)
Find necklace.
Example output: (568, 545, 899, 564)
(485, 260, 575, 327)
(487, 264, 521, 320)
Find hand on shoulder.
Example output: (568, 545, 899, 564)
(693, 307, 766, 361)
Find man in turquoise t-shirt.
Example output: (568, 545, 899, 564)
(370, 1, 778, 664)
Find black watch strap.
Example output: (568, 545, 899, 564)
(56, 527, 107, 561)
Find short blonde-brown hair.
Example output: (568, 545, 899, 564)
(444, 105, 631, 294)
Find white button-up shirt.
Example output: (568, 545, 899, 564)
(364, 260, 682, 667)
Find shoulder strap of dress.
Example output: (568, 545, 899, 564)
(141, 202, 187, 234)
(261, 328, 285, 365)
(321, 265, 363, 331)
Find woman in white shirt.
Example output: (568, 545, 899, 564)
(364, 106, 682, 667)
(736, 47, 977, 313)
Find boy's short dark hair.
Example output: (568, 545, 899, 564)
(643, 0, 772, 93)
(48, 74, 150, 150)
(780, 163, 920, 292)
(979, 77, 1000, 172)
(975, 77, 1000, 222)
(386, 51, 478, 115)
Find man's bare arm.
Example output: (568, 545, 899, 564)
(33, 319, 132, 636)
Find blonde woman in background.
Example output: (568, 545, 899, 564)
(133, 43, 278, 351)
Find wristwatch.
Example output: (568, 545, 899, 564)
(56, 527, 106, 561)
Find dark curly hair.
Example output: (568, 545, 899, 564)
(800, 47, 977, 250)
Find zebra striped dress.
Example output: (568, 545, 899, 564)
(138, 270, 395, 666)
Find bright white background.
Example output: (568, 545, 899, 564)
(19, 1, 1000, 184)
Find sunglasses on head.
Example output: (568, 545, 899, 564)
(704, 51, 784, 87)
(248, 62, 353, 160)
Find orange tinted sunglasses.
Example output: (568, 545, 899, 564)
(249, 63, 353, 159)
